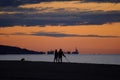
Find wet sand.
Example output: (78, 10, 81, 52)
(0, 61, 120, 80)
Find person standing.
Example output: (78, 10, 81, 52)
(54, 49, 58, 62)
(58, 49, 66, 63)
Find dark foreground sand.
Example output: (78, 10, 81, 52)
(0, 61, 120, 80)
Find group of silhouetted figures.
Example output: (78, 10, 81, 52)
(20, 49, 67, 63)
(54, 49, 66, 63)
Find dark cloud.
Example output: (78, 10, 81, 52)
(0, 0, 74, 7)
(0, 10, 120, 27)
(0, 7, 38, 13)
(0, 0, 120, 27)
(12, 32, 27, 35)
(31, 32, 120, 38)
(31, 32, 80, 37)
(0, 32, 119, 38)
(0, 0, 119, 7)
(81, 0, 120, 3)
(0, 0, 50, 7)
(79, 35, 120, 38)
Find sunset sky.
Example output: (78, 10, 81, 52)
(0, 0, 120, 54)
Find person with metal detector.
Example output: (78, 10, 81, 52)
(64, 56, 70, 63)
(58, 49, 66, 63)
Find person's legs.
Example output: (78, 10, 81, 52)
(59, 57, 62, 63)
(56, 57, 59, 62)
(54, 57, 55, 62)
(58, 57, 60, 63)
(61, 58, 62, 63)
(54, 57, 57, 62)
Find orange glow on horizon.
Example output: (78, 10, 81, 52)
(0, 35, 120, 54)
(0, 23, 120, 36)
(0, 23, 120, 54)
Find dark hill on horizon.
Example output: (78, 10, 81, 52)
(0, 45, 45, 54)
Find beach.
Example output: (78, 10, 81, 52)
(0, 61, 120, 80)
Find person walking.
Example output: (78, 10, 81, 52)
(58, 49, 66, 63)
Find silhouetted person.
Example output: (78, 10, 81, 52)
(58, 49, 66, 63)
(21, 58, 25, 61)
(54, 49, 59, 62)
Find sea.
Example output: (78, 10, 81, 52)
(0, 54, 120, 65)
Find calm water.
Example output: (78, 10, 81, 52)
(0, 54, 120, 65)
